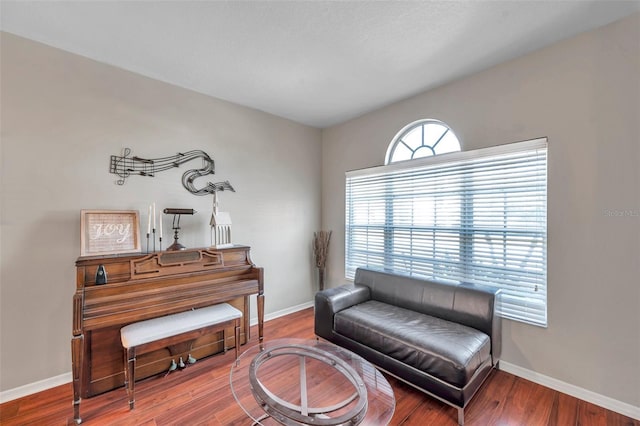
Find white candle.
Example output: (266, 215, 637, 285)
(153, 202, 156, 231)
(147, 204, 151, 234)
(159, 213, 163, 239)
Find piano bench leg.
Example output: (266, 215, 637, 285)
(124, 347, 136, 410)
(234, 319, 240, 365)
(223, 328, 228, 353)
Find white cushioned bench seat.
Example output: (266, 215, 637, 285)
(120, 303, 242, 410)
(121, 303, 242, 348)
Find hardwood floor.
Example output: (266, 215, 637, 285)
(1, 307, 637, 425)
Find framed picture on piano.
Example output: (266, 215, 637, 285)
(80, 209, 141, 257)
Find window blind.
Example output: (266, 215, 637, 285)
(345, 138, 548, 326)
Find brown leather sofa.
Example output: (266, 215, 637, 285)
(314, 267, 501, 425)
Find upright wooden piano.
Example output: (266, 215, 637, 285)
(71, 245, 264, 423)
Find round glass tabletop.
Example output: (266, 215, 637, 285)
(230, 338, 395, 425)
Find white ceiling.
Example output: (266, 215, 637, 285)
(2, 1, 639, 128)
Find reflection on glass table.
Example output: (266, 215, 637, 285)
(230, 338, 395, 425)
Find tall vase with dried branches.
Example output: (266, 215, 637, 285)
(313, 230, 332, 291)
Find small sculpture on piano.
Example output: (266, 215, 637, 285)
(95, 265, 107, 285)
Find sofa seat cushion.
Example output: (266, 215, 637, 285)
(334, 300, 491, 387)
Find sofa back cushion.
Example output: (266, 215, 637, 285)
(354, 267, 499, 339)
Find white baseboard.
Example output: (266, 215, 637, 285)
(0, 372, 72, 403)
(250, 300, 314, 325)
(500, 361, 640, 420)
(0, 302, 315, 404)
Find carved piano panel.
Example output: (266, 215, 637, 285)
(72, 245, 264, 413)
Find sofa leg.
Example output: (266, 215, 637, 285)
(457, 407, 464, 425)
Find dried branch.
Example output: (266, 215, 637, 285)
(313, 230, 332, 269)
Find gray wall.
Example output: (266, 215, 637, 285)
(0, 32, 322, 391)
(322, 14, 639, 407)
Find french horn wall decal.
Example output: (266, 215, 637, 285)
(109, 148, 235, 195)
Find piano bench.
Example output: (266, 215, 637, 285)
(120, 303, 242, 410)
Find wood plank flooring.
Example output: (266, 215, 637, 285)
(1, 307, 637, 425)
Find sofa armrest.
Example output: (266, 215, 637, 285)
(314, 284, 370, 339)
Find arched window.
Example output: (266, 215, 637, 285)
(385, 119, 460, 164)
(348, 128, 549, 327)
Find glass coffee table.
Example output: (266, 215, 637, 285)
(230, 338, 395, 425)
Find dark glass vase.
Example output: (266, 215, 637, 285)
(318, 267, 325, 291)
